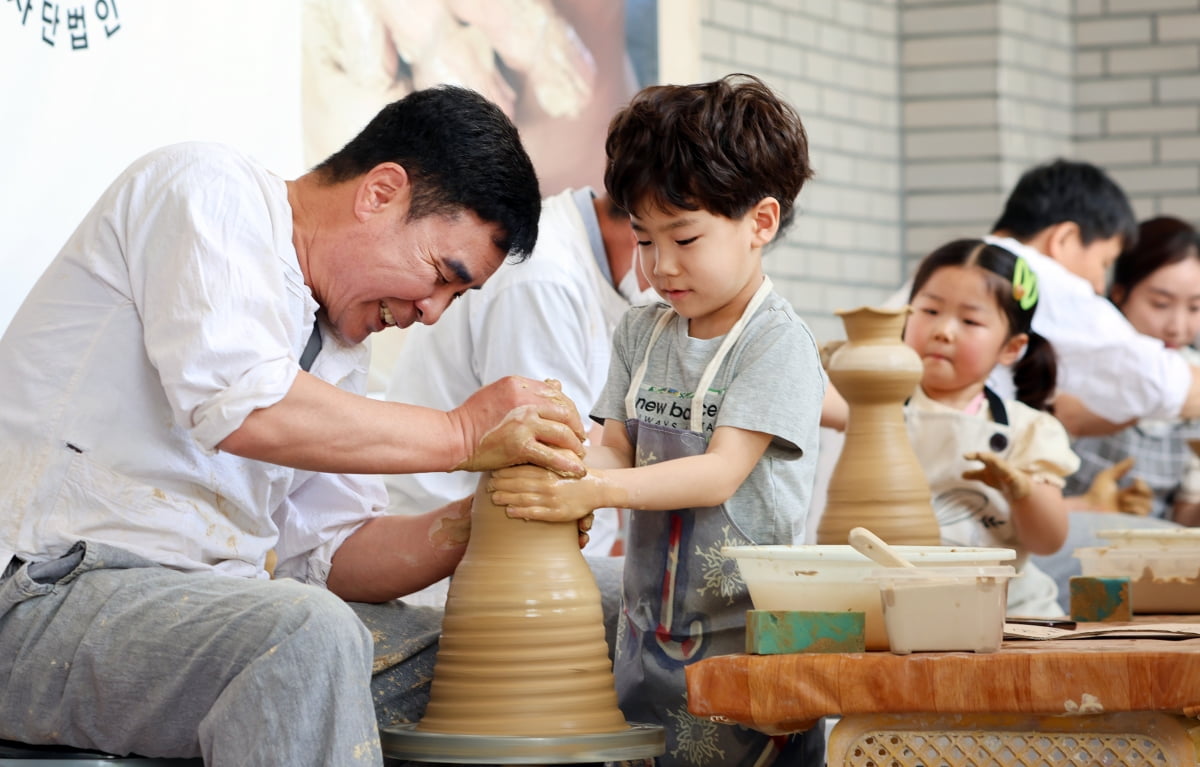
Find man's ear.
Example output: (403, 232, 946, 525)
(354, 163, 410, 221)
(999, 332, 1029, 367)
(749, 196, 781, 248)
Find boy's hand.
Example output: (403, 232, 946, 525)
(577, 512, 595, 549)
(489, 465, 607, 523)
(962, 451, 1031, 501)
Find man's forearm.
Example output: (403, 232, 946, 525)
(326, 498, 473, 603)
(218, 372, 467, 475)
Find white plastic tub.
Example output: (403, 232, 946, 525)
(1074, 546, 1200, 614)
(1096, 528, 1200, 550)
(868, 566, 1016, 654)
(722, 545, 1017, 650)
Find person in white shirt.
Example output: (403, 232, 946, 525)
(983, 160, 1200, 429)
(0, 86, 587, 765)
(384, 187, 652, 553)
(382, 187, 651, 650)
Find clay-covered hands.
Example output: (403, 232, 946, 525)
(1080, 456, 1154, 515)
(449, 377, 587, 478)
(962, 451, 1031, 501)
(488, 465, 609, 523)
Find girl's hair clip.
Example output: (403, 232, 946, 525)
(1012, 256, 1038, 310)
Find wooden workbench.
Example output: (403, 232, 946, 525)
(685, 624, 1200, 734)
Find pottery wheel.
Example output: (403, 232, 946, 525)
(380, 722, 665, 764)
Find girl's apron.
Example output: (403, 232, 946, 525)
(615, 278, 813, 766)
(906, 388, 1061, 617)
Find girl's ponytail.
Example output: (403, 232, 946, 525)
(1012, 331, 1056, 412)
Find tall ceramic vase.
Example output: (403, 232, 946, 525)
(416, 472, 629, 736)
(816, 306, 941, 546)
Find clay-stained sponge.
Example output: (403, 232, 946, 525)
(746, 609, 866, 654)
(1069, 575, 1132, 622)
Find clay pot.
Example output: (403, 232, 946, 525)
(817, 306, 941, 546)
(416, 472, 628, 736)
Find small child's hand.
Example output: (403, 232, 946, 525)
(962, 450, 1031, 501)
(489, 465, 607, 523)
(1080, 456, 1139, 512)
(577, 511, 595, 549)
(1116, 476, 1153, 516)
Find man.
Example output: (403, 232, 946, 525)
(0, 86, 584, 765)
(384, 188, 653, 553)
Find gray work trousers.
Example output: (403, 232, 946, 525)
(0, 541, 442, 767)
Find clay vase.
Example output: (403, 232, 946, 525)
(416, 471, 628, 736)
(817, 306, 941, 546)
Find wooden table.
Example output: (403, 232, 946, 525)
(686, 620, 1200, 766)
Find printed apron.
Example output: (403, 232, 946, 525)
(614, 278, 809, 766)
(906, 388, 1061, 616)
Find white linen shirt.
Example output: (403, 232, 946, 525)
(383, 188, 630, 514)
(0, 142, 385, 585)
(983, 236, 1190, 423)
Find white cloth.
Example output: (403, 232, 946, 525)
(982, 236, 1189, 423)
(0, 142, 384, 586)
(383, 188, 631, 554)
(888, 237, 1191, 423)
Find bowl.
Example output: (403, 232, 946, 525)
(868, 565, 1016, 654)
(722, 544, 1017, 650)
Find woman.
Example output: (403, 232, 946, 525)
(1064, 216, 1200, 525)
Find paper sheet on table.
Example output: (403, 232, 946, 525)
(1004, 621, 1200, 641)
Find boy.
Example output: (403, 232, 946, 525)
(491, 74, 826, 766)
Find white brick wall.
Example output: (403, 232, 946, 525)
(700, 0, 903, 342)
(693, 0, 1200, 340)
(900, 0, 1073, 282)
(1074, 0, 1200, 219)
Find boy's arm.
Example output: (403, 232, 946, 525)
(1053, 393, 1134, 437)
(1056, 366, 1200, 436)
(489, 424, 772, 522)
(581, 418, 637, 470)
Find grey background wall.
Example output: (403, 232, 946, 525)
(696, 0, 1200, 343)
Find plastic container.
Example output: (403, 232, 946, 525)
(1074, 546, 1200, 614)
(722, 545, 1017, 650)
(1096, 528, 1200, 550)
(868, 565, 1016, 654)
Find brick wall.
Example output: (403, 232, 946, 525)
(902, 0, 1074, 272)
(692, 0, 1200, 342)
(1074, 0, 1200, 221)
(700, 0, 903, 341)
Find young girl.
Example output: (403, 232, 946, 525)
(490, 74, 826, 766)
(1065, 217, 1200, 525)
(904, 239, 1079, 617)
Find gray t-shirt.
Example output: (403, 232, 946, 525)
(592, 292, 826, 543)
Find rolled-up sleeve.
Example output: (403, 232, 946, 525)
(123, 148, 311, 453)
(272, 471, 389, 587)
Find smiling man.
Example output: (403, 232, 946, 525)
(0, 86, 585, 766)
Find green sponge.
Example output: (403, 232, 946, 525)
(745, 609, 866, 654)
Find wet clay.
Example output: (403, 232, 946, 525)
(416, 470, 628, 736)
(817, 306, 942, 546)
